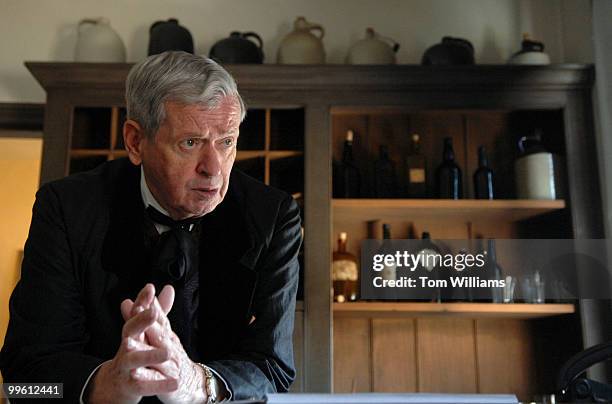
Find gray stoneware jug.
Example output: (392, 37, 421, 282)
(277, 17, 325, 64)
(74, 18, 126, 62)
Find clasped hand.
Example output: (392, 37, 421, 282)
(88, 284, 206, 404)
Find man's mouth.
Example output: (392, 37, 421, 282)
(193, 187, 219, 196)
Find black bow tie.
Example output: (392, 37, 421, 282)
(146, 206, 201, 231)
(146, 206, 202, 282)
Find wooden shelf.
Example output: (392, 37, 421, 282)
(333, 302, 575, 319)
(268, 150, 303, 160)
(70, 149, 302, 161)
(71, 149, 128, 158)
(236, 150, 303, 161)
(71, 149, 111, 157)
(236, 151, 266, 161)
(333, 198, 566, 223)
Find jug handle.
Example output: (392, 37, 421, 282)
(243, 32, 263, 49)
(518, 136, 528, 154)
(380, 35, 400, 53)
(78, 18, 99, 34)
(307, 23, 325, 39)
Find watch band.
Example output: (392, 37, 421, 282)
(196, 363, 218, 403)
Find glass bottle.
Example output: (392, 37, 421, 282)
(414, 231, 443, 302)
(485, 239, 504, 303)
(406, 222, 417, 239)
(449, 247, 474, 302)
(333, 130, 361, 198)
(405, 133, 427, 198)
(473, 145, 494, 199)
(381, 224, 396, 281)
(332, 232, 358, 302)
(374, 145, 398, 198)
(378, 223, 399, 300)
(436, 137, 462, 199)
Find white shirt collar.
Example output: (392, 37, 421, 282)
(140, 165, 171, 234)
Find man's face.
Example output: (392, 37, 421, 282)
(137, 98, 241, 219)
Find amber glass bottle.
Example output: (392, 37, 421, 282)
(405, 134, 427, 198)
(332, 232, 358, 302)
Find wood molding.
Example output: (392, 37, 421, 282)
(25, 62, 594, 93)
(0, 102, 44, 133)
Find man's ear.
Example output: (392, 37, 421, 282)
(123, 119, 146, 165)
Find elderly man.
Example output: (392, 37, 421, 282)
(0, 51, 301, 403)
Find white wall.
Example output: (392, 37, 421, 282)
(0, 0, 593, 103)
(559, 0, 593, 63)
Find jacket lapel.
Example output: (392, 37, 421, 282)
(197, 172, 261, 360)
(101, 162, 148, 312)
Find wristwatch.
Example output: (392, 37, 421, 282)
(197, 363, 219, 403)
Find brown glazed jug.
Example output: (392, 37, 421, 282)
(209, 32, 264, 64)
(148, 18, 194, 56)
(422, 36, 475, 65)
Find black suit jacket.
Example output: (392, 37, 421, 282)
(0, 158, 301, 402)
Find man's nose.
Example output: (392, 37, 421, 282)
(196, 146, 222, 177)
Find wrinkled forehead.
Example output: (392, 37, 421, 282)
(205, 96, 242, 130)
(165, 96, 242, 133)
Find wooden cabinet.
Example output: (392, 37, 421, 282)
(28, 63, 606, 398)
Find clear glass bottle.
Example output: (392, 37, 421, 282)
(485, 239, 504, 303)
(332, 232, 358, 302)
(380, 224, 397, 282)
(378, 224, 397, 300)
(415, 231, 443, 302)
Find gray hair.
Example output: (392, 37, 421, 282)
(125, 51, 246, 137)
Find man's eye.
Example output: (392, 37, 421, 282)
(223, 138, 235, 147)
(183, 139, 197, 148)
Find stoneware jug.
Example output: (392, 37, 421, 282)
(74, 18, 126, 63)
(508, 33, 550, 65)
(422, 37, 475, 65)
(277, 17, 325, 64)
(514, 132, 561, 200)
(209, 31, 264, 64)
(148, 18, 194, 56)
(346, 28, 399, 64)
